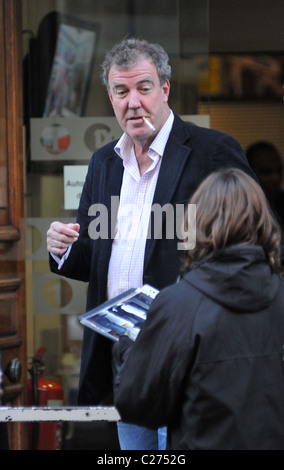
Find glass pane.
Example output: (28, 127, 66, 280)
(22, 0, 209, 449)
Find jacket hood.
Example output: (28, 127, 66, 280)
(184, 245, 280, 313)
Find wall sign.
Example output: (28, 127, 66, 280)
(64, 165, 88, 210)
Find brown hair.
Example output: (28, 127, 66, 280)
(183, 168, 283, 274)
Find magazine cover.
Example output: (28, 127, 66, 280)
(79, 284, 159, 342)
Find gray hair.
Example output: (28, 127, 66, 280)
(101, 38, 171, 91)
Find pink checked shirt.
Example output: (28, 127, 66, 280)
(107, 111, 174, 299)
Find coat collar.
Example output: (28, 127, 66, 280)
(152, 114, 192, 206)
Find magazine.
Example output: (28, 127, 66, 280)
(79, 284, 159, 342)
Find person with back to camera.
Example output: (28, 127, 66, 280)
(46, 37, 281, 450)
(114, 168, 284, 450)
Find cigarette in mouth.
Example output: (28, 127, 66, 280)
(142, 116, 156, 132)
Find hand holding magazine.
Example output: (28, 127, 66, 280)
(79, 284, 159, 342)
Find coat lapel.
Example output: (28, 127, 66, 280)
(103, 151, 124, 210)
(152, 125, 192, 206)
(144, 115, 192, 269)
(96, 151, 123, 298)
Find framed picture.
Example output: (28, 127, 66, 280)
(25, 12, 99, 118)
(208, 53, 284, 100)
(43, 14, 99, 117)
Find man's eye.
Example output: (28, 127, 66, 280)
(140, 86, 151, 94)
(115, 89, 127, 97)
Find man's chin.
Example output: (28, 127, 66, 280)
(126, 129, 152, 142)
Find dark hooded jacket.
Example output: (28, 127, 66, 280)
(115, 245, 284, 450)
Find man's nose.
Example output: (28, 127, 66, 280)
(128, 90, 141, 109)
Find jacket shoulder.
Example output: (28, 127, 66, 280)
(172, 113, 239, 145)
(89, 139, 119, 164)
(150, 277, 202, 322)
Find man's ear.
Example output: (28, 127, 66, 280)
(162, 79, 170, 102)
(108, 92, 114, 105)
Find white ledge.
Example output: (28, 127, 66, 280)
(0, 406, 120, 422)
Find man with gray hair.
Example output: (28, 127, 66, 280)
(47, 37, 258, 450)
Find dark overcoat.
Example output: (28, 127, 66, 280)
(115, 246, 284, 449)
(50, 114, 259, 405)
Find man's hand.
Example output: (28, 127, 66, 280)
(47, 221, 80, 257)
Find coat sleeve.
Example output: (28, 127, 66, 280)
(114, 284, 197, 429)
